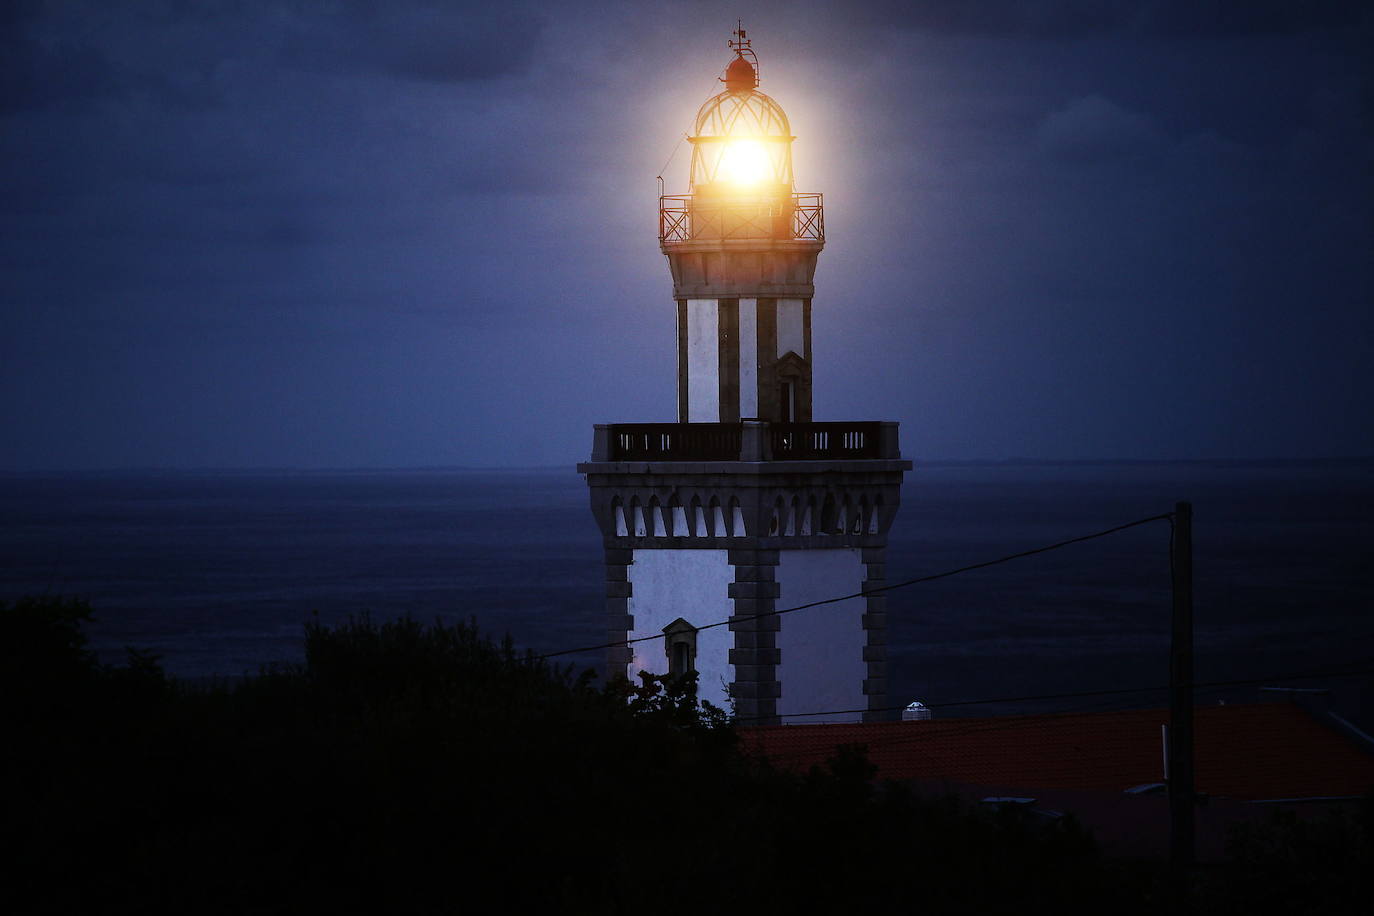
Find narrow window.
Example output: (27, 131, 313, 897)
(780, 379, 796, 422)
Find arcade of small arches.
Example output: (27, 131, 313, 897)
(606, 490, 890, 540)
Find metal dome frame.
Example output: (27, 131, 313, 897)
(688, 88, 795, 190)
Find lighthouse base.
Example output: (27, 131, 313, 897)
(579, 425, 909, 725)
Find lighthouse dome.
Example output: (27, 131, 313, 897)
(688, 86, 795, 191)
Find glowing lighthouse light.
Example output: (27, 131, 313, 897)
(718, 139, 771, 186)
(686, 33, 795, 195)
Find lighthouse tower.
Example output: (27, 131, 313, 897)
(578, 31, 910, 725)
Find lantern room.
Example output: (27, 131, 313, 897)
(687, 67, 795, 195)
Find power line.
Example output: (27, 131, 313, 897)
(532, 511, 1174, 661)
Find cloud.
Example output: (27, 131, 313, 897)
(1034, 94, 1162, 161)
(0, 19, 120, 114)
(864, 0, 1364, 38)
(278, 4, 545, 84)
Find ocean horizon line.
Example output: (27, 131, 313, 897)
(2, 455, 1372, 476)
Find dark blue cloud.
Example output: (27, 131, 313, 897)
(0, 0, 1369, 468)
(864, 0, 1366, 37)
(278, 3, 545, 83)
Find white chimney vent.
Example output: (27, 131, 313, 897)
(903, 701, 932, 721)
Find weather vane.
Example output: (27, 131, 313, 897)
(728, 20, 759, 84)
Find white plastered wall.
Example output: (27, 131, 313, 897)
(776, 298, 805, 359)
(776, 548, 867, 723)
(626, 549, 734, 709)
(686, 299, 719, 421)
(739, 297, 758, 418)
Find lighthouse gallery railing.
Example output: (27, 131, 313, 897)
(606, 422, 889, 461)
(659, 193, 824, 244)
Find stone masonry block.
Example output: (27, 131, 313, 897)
(604, 581, 633, 599)
(730, 630, 777, 650)
(729, 681, 782, 700)
(862, 678, 888, 696)
(865, 628, 887, 647)
(729, 549, 779, 566)
(605, 566, 628, 582)
(604, 597, 628, 615)
(864, 596, 887, 614)
(861, 612, 887, 630)
(862, 644, 886, 662)
(866, 660, 887, 679)
(604, 548, 633, 566)
(605, 615, 634, 632)
(732, 565, 778, 583)
(733, 699, 778, 725)
(728, 581, 780, 599)
(861, 547, 886, 565)
(730, 613, 781, 632)
(732, 665, 778, 683)
(728, 597, 774, 615)
(729, 647, 781, 666)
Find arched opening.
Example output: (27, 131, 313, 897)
(710, 496, 726, 537)
(612, 496, 627, 537)
(729, 496, 746, 537)
(820, 493, 836, 535)
(691, 495, 707, 537)
(649, 496, 667, 537)
(669, 493, 689, 537)
(631, 497, 647, 537)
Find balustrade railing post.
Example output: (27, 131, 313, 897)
(592, 424, 611, 461)
(740, 421, 766, 461)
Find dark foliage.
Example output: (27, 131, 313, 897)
(4, 596, 1150, 914)
(1191, 795, 1374, 916)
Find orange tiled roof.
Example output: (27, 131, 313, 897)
(740, 702, 1374, 801)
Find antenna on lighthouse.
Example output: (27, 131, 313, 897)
(726, 21, 759, 88)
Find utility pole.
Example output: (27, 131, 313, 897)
(1169, 500, 1194, 908)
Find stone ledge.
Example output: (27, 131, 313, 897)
(579, 458, 913, 477)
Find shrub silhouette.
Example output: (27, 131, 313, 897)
(5, 597, 1144, 915)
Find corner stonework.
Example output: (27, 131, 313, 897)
(728, 548, 782, 724)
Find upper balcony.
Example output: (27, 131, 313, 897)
(588, 421, 901, 464)
(659, 193, 824, 246)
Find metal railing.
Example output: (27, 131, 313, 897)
(605, 421, 888, 461)
(770, 422, 883, 460)
(610, 423, 742, 461)
(659, 193, 824, 244)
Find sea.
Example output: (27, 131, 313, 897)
(3, 461, 1371, 727)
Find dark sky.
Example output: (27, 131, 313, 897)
(3, 0, 1370, 469)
